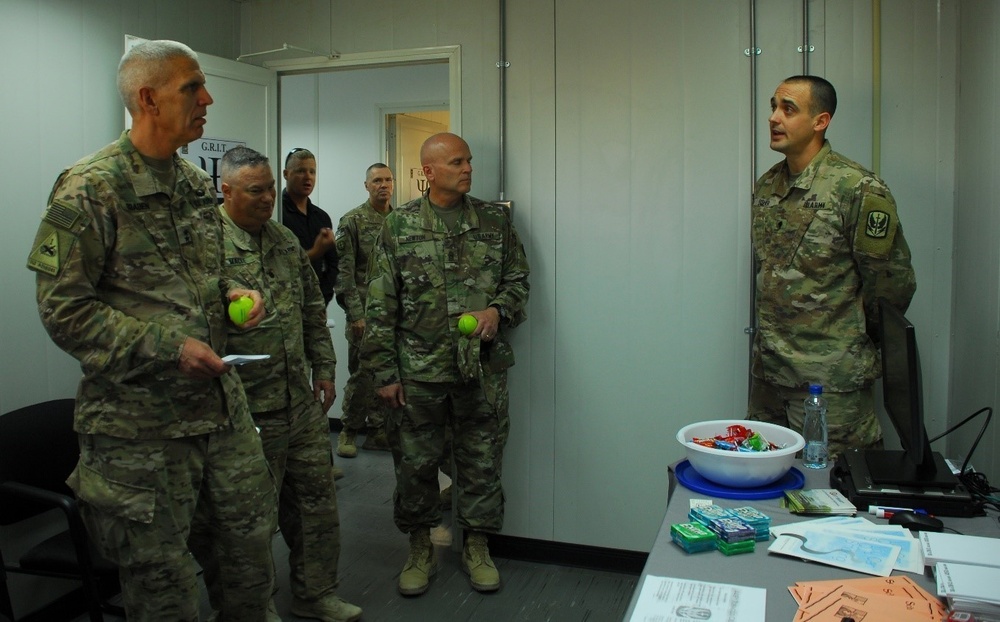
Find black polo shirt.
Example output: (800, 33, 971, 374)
(281, 189, 337, 305)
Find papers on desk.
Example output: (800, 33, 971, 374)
(783, 488, 857, 515)
(221, 354, 270, 365)
(629, 575, 766, 622)
(771, 516, 924, 575)
(788, 575, 946, 622)
(769, 515, 926, 576)
(919, 531, 1000, 569)
(935, 562, 1000, 619)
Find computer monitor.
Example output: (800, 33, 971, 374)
(865, 298, 957, 488)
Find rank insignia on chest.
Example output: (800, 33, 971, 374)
(865, 210, 890, 238)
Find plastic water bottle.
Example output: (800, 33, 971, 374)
(802, 383, 828, 469)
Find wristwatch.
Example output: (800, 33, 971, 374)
(490, 303, 506, 322)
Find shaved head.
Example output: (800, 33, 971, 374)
(420, 133, 469, 166)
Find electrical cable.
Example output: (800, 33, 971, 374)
(927, 407, 996, 513)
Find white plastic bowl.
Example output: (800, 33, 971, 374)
(676, 419, 805, 488)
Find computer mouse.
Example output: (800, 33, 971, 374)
(888, 510, 944, 532)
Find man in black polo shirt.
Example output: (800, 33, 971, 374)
(281, 148, 344, 481)
(282, 148, 337, 306)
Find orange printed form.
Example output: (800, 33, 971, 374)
(789, 575, 947, 622)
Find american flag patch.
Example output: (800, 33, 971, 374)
(43, 203, 81, 230)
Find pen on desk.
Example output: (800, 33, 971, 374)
(868, 505, 928, 515)
(873, 508, 935, 519)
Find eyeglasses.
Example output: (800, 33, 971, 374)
(285, 147, 311, 167)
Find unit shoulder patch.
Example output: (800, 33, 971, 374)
(28, 230, 63, 276)
(854, 193, 898, 259)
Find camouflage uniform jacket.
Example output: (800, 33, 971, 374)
(335, 199, 391, 323)
(220, 208, 336, 413)
(751, 141, 916, 392)
(27, 131, 250, 439)
(363, 194, 530, 387)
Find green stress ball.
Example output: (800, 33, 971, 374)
(458, 314, 478, 336)
(228, 296, 254, 325)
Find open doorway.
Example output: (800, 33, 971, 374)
(384, 109, 449, 207)
(278, 62, 450, 221)
(272, 52, 454, 440)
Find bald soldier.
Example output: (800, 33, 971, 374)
(364, 133, 530, 597)
(748, 75, 916, 461)
(27, 40, 276, 620)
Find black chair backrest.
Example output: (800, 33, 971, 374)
(0, 398, 79, 525)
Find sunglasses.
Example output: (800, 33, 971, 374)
(285, 147, 312, 167)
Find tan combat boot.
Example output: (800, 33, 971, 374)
(336, 428, 358, 458)
(361, 425, 391, 451)
(398, 529, 437, 596)
(462, 531, 500, 592)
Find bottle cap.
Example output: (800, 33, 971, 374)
(808, 383, 823, 395)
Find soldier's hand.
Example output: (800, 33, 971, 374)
(179, 337, 229, 379)
(469, 306, 501, 342)
(314, 379, 336, 412)
(377, 383, 406, 409)
(228, 288, 266, 328)
(350, 318, 365, 340)
(312, 228, 336, 253)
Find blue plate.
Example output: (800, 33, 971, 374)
(674, 459, 805, 499)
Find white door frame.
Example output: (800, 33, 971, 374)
(262, 46, 462, 137)
(383, 107, 449, 207)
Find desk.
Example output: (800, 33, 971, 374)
(623, 461, 1000, 621)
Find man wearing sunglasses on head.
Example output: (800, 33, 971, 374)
(282, 148, 338, 308)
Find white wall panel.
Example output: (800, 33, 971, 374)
(952, 1, 1000, 484)
(880, 0, 958, 445)
(553, 0, 749, 550)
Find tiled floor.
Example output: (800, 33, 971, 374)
(56, 430, 638, 621)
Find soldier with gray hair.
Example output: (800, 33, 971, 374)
(748, 75, 916, 461)
(27, 40, 277, 621)
(191, 145, 361, 622)
(364, 132, 530, 597)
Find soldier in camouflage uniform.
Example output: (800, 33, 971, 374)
(334, 163, 395, 456)
(363, 133, 530, 596)
(26, 41, 277, 621)
(191, 147, 361, 622)
(748, 75, 916, 461)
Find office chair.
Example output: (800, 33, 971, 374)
(0, 399, 122, 621)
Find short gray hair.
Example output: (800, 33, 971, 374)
(221, 146, 271, 183)
(117, 40, 198, 114)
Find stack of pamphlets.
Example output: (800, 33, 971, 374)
(935, 562, 1000, 621)
(919, 531, 1000, 568)
(921, 532, 1000, 620)
(770, 515, 925, 576)
(783, 488, 857, 515)
(788, 575, 946, 621)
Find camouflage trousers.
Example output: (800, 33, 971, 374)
(387, 376, 510, 534)
(196, 399, 342, 605)
(69, 414, 277, 622)
(341, 326, 388, 432)
(747, 377, 884, 462)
